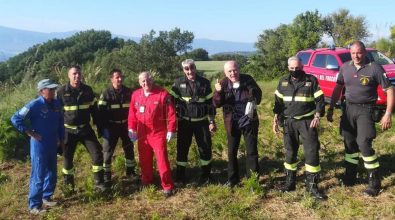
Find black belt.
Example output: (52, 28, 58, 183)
(345, 101, 375, 107)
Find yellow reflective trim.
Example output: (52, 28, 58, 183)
(200, 159, 211, 166)
(64, 124, 86, 129)
(176, 161, 188, 167)
(64, 106, 78, 111)
(314, 90, 324, 98)
(293, 110, 316, 119)
(345, 157, 359, 165)
(123, 103, 130, 108)
(197, 98, 206, 103)
(180, 115, 208, 122)
(205, 93, 213, 99)
(362, 155, 378, 162)
(169, 90, 180, 99)
(125, 159, 136, 167)
(79, 104, 91, 110)
(92, 165, 103, 173)
(62, 168, 75, 175)
(98, 100, 107, 106)
(284, 162, 298, 171)
(275, 90, 283, 99)
(345, 153, 360, 158)
(181, 97, 192, 102)
(364, 162, 380, 169)
(103, 164, 111, 172)
(305, 164, 321, 173)
(283, 96, 315, 102)
(111, 104, 121, 109)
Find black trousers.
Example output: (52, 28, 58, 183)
(176, 119, 212, 166)
(226, 121, 259, 184)
(63, 125, 103, 172)
(103, 123, 135, 168)
(283, 118, 320, 168)
(341, 103, 377, 165)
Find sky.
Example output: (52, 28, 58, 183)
(0, 0, 394, 43)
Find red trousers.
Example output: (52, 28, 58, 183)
(138, 134, 174, 190)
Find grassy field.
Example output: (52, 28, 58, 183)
(195, 60, 226, 77)
(1, 79, 395, 219)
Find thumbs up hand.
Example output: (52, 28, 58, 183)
(215, 78, 222, 92)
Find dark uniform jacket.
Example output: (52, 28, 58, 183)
(213, 73, 262, 133)
(98, 85, 132, 128)
(170, 74, 215, 122)
(273, 72, 324, 119)
(57, 83, 100, 129)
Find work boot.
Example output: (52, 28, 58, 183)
(280, 169, 296, 192)
(175, 165, 186, 186)
(94, 170, 107, 192)
(199, 164, 212, 185)
(363, 168, 381, 197)
(305, 172, 328, 200)
(125, 166, 139, 181)
(343, 162, 358, 186)
(104, 171, 112, 188)
(63, 174, 75, 190)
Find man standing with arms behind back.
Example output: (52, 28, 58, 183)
(327, 41, 394, 197)
(213, 60, 261, 187)
(57, 66, 106, 191)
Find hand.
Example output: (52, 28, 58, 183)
(327, 108, 334, 122)
(209, 123, 217, 133)
(26, 130, 42, 141)
(128, 129, 138, 142)
(101, 128, 110, 139)
(272, 116, 280, 134)
(166, 132, 176, 143)
(310, 117, 320, 128)
(214, 78, 222, 92)
(380, 112, 392, 131)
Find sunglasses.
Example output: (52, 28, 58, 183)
(183, 66, 195, 71)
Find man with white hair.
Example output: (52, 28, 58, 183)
(273, 56, 327, 200)
(128, 71, 176, 197)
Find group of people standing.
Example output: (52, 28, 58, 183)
(11, 40, 393, 214)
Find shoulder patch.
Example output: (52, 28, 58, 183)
(19, 106, 30, 117)
(305, 82, 312, 87)
(281, 82, 288, 87)
(180, 83, 187, 89)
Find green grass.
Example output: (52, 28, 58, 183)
(195, 60, 226, 77)
(1, 80, 395, 218)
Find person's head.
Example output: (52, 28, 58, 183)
(109, 68, 123, 89)
(287, 56, 304, 78)
(138, 71, 154, 92)
(182, 59, 197, 81)
(37, 79, 59, 101)
(224, 61, 240, 83)
(350, 40, 367, 66)
(68, 65, 82, 88)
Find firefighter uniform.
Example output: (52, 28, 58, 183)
(128, 86, 176, 191)
(170, 74, 215, 184)
(98, 85, 137, 184)
(213, 73, 262, 186)
(274, 72, 325, 199)
(336, 59, 392, 195)
(57, 83, 105, 190)
(11, 95, 64, 210)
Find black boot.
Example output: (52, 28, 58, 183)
(280, 169, 296, 192)
(63, 174, 75, 190)
(104, 171, 112, 187)
(305, 172, 328, 200)
(343, 162, 358, 186)
(94, 170, 107, 191)
(363, 168, 381, 197)
(175, 165, 186, 186)
(125, 166, 138, 180)
(199, 164, 212, 185)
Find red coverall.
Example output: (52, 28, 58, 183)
(128, 86, 176, 190)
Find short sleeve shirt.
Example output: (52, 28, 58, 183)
(336, 60, 392, 103)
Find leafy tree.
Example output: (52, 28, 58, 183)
(322, 8, 369, 47)
(187, 48, 209, 61)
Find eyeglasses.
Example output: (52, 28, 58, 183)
(183, 66, 195, 71)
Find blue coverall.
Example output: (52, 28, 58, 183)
(11, 96, 64, 209)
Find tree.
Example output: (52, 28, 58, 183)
(187, 48, 209, 61)
(323, 8, 369, 47)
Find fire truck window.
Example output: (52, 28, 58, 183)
(327, 55, 339, 66)
(312, 54, 326, 68)
(297, 52, 311, 65)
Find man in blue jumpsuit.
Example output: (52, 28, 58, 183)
(11, 79, 65, 214)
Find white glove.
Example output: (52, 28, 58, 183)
(166, 132, 176, 143)
(128, 129, 138, 142)
(245, 101, 256, 118)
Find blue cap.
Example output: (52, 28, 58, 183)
(37, 79, 59, 91)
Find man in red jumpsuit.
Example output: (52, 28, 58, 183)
(128, 71, 176, 197)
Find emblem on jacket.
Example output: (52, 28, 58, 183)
(360, 76, 370, 85)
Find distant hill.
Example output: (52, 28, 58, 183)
(0, 26, 255, 61)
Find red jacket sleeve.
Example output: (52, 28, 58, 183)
(164, 91, 177, 132)
(128, 92, 137, 131)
